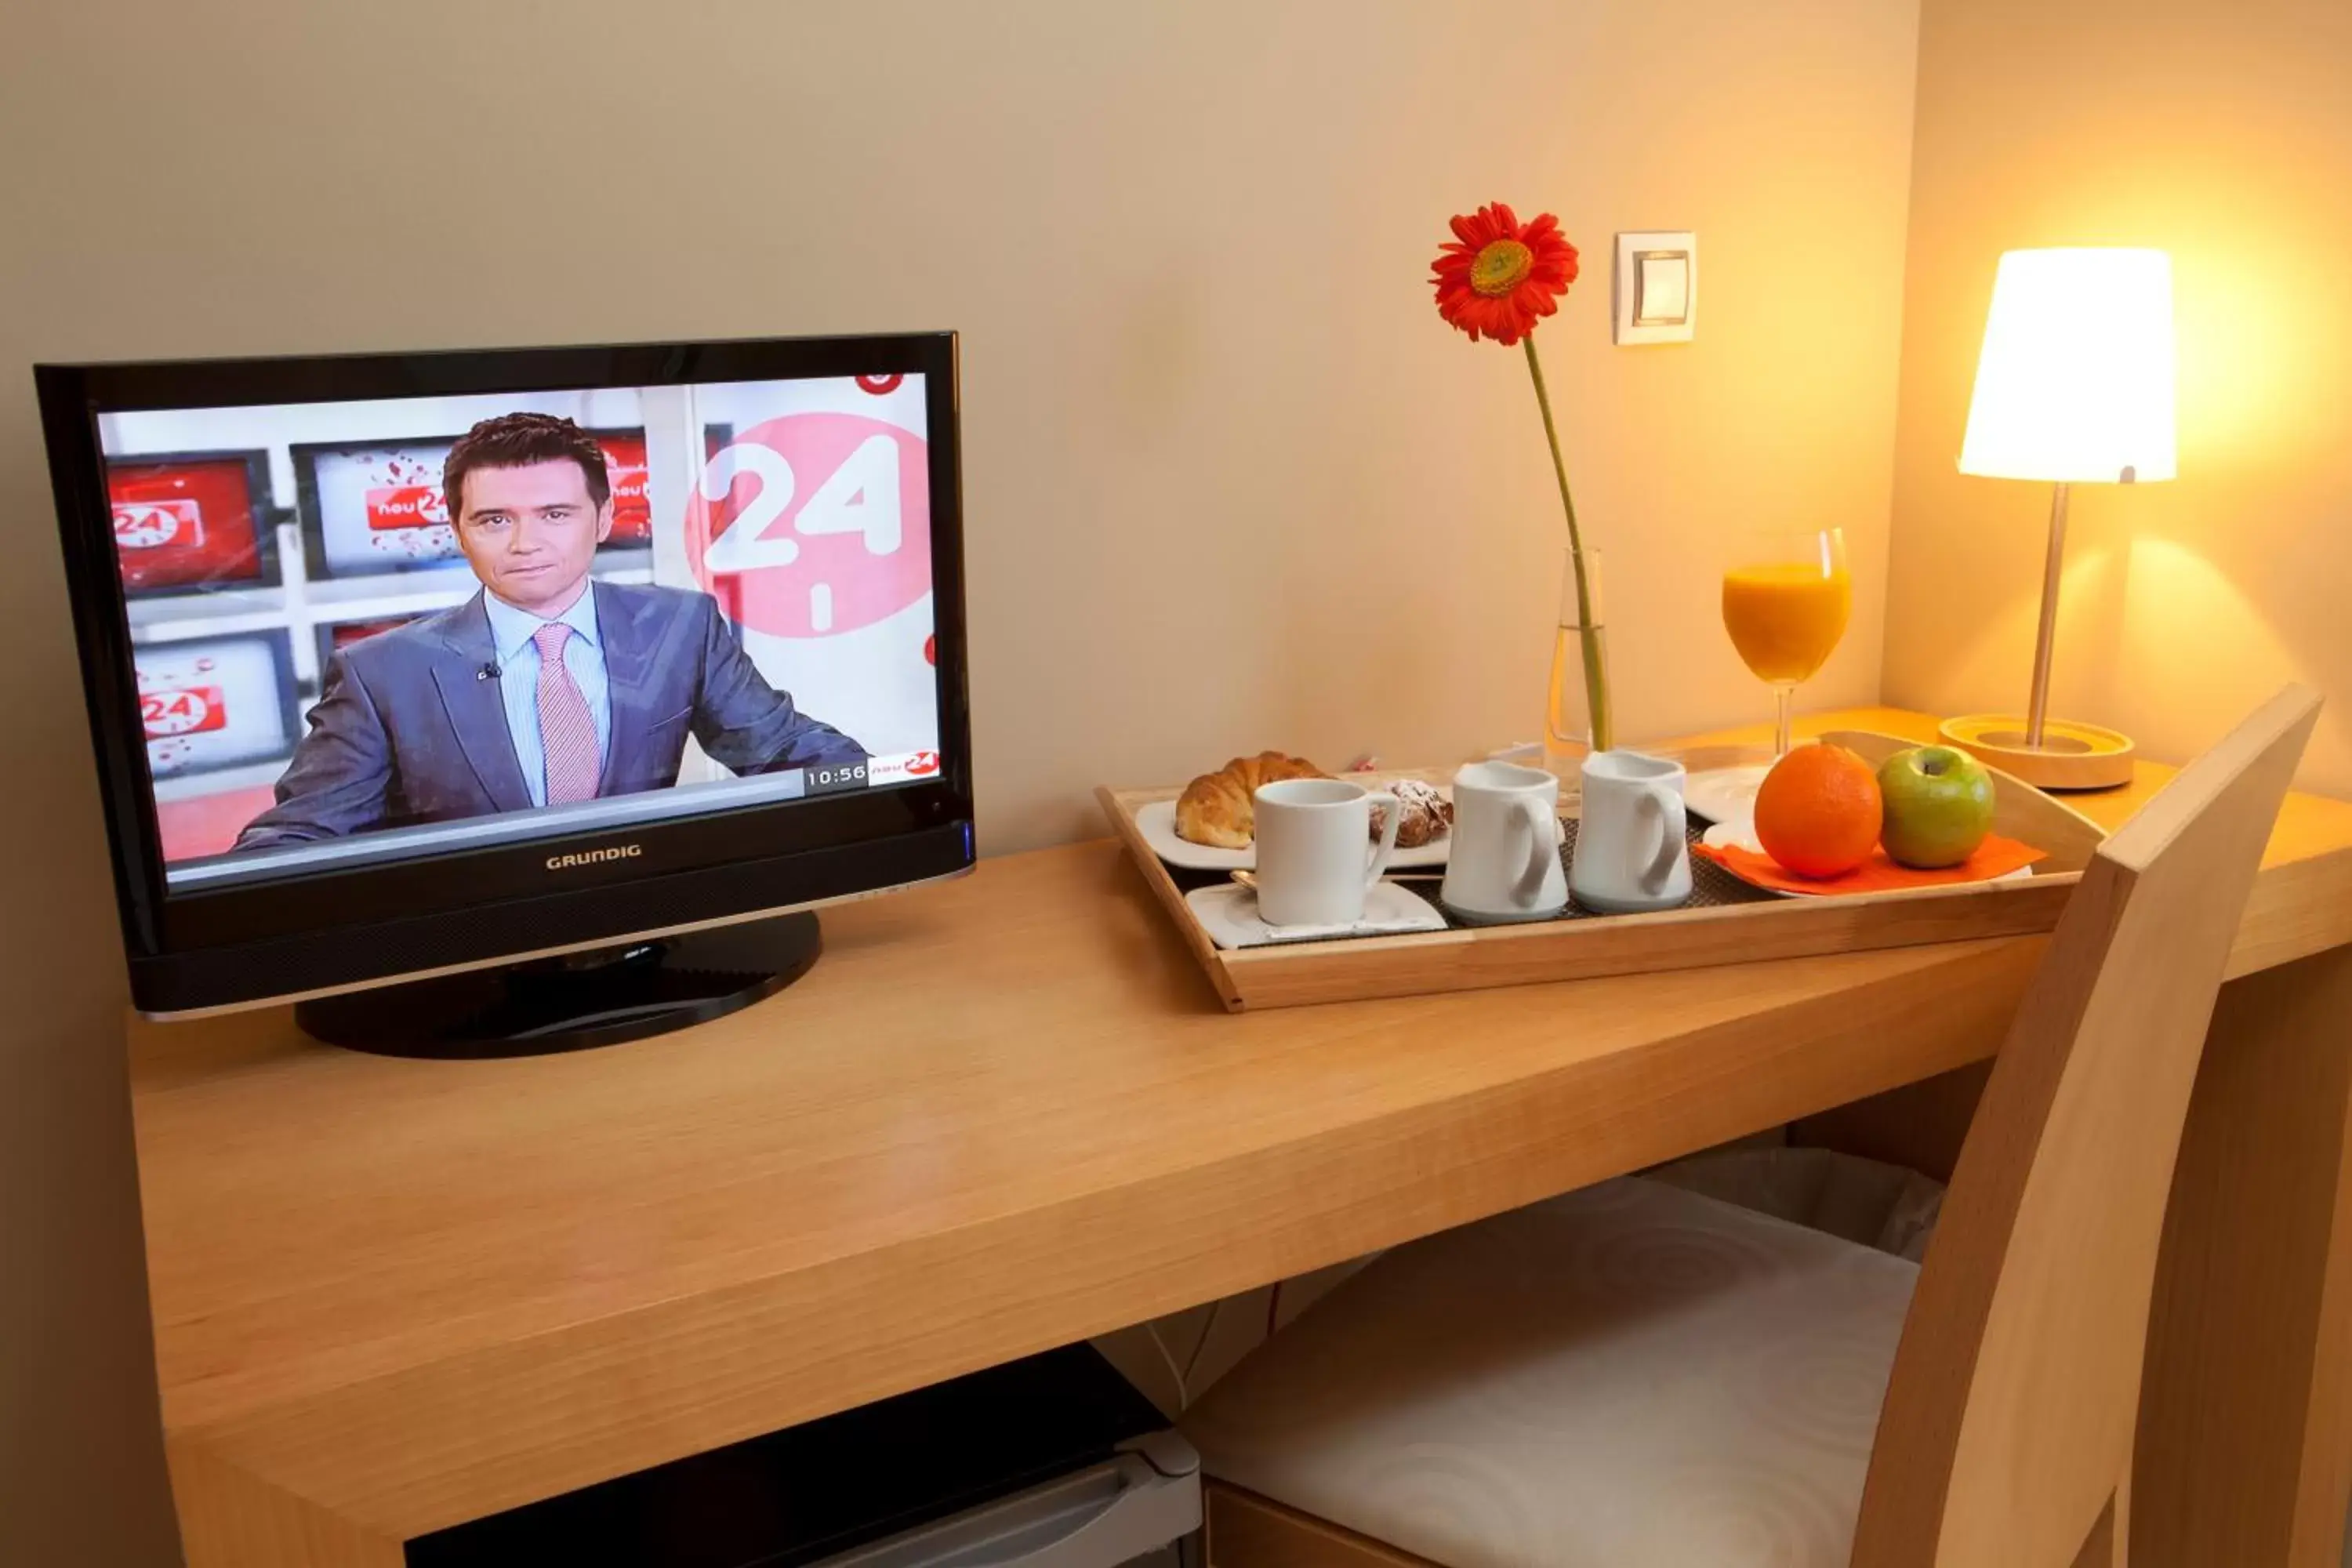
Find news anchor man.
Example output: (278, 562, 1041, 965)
(235, 414, 863, 851)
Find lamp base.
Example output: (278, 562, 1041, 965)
(1938, 713, 2136, 792)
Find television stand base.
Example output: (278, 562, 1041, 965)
(296, 910, 822, 1059)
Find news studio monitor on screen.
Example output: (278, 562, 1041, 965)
(39, 336, 974, 1025)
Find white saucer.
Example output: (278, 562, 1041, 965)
(1135, 797, 1452, 872)
(1185, 880, 1450, 949)
(1684, 764, 1771, 827)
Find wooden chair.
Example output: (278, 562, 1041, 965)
(1182, 687, 2321, 1568)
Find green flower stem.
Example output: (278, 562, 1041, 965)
(1522, 333, 1613, 754)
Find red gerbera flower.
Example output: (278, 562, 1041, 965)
(1431, 203, 1580, 346)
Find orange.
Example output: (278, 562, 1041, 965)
(1753, 742, 1883, 878)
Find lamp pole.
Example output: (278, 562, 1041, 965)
(2024, 480, 2071, 750)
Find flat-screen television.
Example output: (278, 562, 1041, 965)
(38, 333, 972, 1055)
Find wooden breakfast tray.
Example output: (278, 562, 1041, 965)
(1097, 731, 2109, 1012)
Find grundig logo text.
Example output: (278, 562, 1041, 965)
(546, 844, 644, 871)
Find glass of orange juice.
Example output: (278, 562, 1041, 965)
(1722, 528, 1851, 756)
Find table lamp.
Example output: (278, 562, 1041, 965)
(1938, 247, 2177, 790)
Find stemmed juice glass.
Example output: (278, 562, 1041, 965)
(1722, 528, 1851, 757)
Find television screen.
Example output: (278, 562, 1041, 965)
(135, 630, 300, 780)
(107, 452, 274, 593)
(91, 372, 946, 892)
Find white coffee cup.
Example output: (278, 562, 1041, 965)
(1569, 749, 1694, 914)
(1254, 778, 1403, 927)
(1440, 761, 1570, 924)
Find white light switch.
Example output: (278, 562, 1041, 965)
(1637, 254, 1689, 323)
(1614, 230, 1697, 344)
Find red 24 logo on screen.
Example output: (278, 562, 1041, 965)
(114, 499, 203, 550)
(365, 485, 451, 532)
(141, 685, 227, 739)
(684, 414, 931, 639)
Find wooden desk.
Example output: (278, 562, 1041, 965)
(127, 709, 2352, 1567)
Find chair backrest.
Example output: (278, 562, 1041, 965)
(1849, 685, 2321, 1568)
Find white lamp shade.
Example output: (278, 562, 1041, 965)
(1958, 248, 2177, 484)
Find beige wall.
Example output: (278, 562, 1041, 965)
(1886, 0, 2352, 795)
(0, 2, 1919, 1558)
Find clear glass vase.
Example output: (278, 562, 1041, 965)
(1544, 546, 1613, 781)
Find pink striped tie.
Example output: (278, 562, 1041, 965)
(533, 622, 601, 805)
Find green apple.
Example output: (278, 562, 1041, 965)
(1877, 746, 1997, 868)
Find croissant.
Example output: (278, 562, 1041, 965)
(1173, 751, 1328, 848)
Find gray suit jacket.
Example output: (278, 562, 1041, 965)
(234, 583, 864, 851)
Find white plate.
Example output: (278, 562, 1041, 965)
(1698, 822, 2032, 898)
(1684, 764, 1771, 827)
(1185, 880, 1450, 949)
(1134, 796, 1453, 872)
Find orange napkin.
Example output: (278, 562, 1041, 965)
(1693, 833, 2047, 896)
